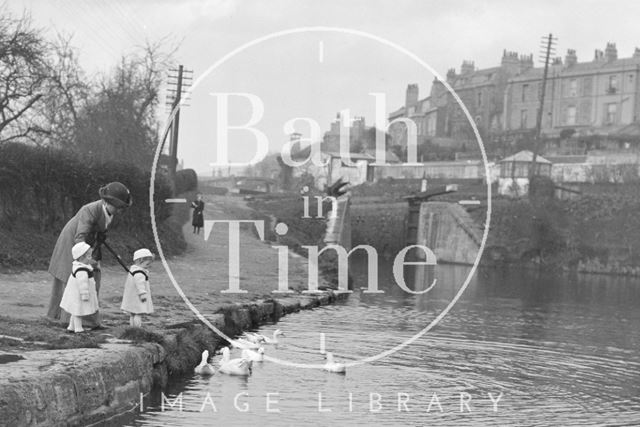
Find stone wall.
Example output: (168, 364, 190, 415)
(0, 293, 347, 427)
(417, 202, 482, 265)
(351, 201, 408, 257)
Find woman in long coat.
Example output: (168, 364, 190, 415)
(191, 192, 205, 234)
(47, 182, 132, 328)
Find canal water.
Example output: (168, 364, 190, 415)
(124, 260, 640, 426)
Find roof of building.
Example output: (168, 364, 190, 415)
(366, 149, 401, 163)
(450, 66, 502, 88)
(289, 142, 400, 163)
(499, 150, 552, 164)
(510, 56, 640, 82)
(389, 106, 406, 118)
(562, 56, 640, 75)
(545, 155, 588, 164)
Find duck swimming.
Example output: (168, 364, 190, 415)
(323, 352, 346, 374)
(232, 337, 263, 350)
(194, 350, 216, 376)
(241, 347, 265, 362)
(218, 347, 252, 376)
(240, 332, 266, 344)
(259, 329, 285, 345)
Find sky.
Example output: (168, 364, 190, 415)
(7, 0, 640, 175)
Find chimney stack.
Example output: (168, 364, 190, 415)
(565, 49, 577, 67)
(446, 68, 456, 82)
(605, 42, 618, 62)
(460, 60, 475, 75)
(519, 53, 533, 71)
(594, 49, 604, 62)
(501, 50, 520, 74)
(405, 84, 419, 108)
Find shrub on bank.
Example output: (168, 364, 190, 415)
(175, 169, 198, 194)
(0, 143, 190, 269)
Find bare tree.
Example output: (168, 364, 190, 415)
(0, 9, 48, 143)
(24, 33, 90, 147)
(74, 41, 174, 166)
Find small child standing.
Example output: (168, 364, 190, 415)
(121, 248, 155, 327)
(59, 242, 99, 333)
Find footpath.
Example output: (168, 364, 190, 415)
(0, 194, 343, 426)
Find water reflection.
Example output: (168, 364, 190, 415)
(125, 262, 640, 426)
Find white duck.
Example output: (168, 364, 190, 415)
(218, 347, 252, 376)
(194, 350, 216, 376)
(242, 347, 265, 362)
(323, 352, 346, 374)
(240, 332, 266, 344)
(232, 337, 262, 350)
(258, 329, 285, 345)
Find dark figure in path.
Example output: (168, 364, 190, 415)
(47, 182, 132, 328)
(191, 192, 205, 234)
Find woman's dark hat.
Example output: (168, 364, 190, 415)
(99, 182, 133, 208)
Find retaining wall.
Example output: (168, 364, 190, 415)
(0, 292, 347, 427)
(417, 202, 482, 265)
(351, 201, 408, 257)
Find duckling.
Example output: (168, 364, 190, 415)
(219, 347, 252, 376)
(194, 350, 216, 376)
(323, 352, 346, 374)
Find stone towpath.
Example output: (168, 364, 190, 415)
(0, 193, 345, 427)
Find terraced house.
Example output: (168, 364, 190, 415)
(389, 50, 534, 151)
(504, 42, 640, 153)
(391, 42, 640, 157)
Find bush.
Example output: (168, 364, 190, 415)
(175, 168, 198, 194)
(0, 143, 186, 268)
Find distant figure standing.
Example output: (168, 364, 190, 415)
(59, 242, 99, 333)
(47, 182, 132, 328)
(191, 193, 205, 234)
(121, 248, 154, 327)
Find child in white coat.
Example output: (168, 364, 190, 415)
(121, 248, 154, 327)
(60, 242, 99, 333)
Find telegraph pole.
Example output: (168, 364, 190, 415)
(530, 33, 557, 180)
(166, 65, 193, 176)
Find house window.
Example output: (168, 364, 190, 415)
(567, 105, 576, 125)
(569, 79, 577, 97)
(477, 91, 483, 107)
(605, 103, 617, 124)
(608, 75, 618, 93)
(520, 109, 528, 129)
(522, 84, 528, 102)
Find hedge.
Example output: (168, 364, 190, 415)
(0, 143, 189, 267)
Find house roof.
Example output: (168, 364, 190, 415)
(499, 150, 552, 164)
(362, 149, 401, 163)
(451, 66, 502, 88)
(545, 155, 588, 164)
(510, 56, 640, 82)
(289, 143, 400, 163)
